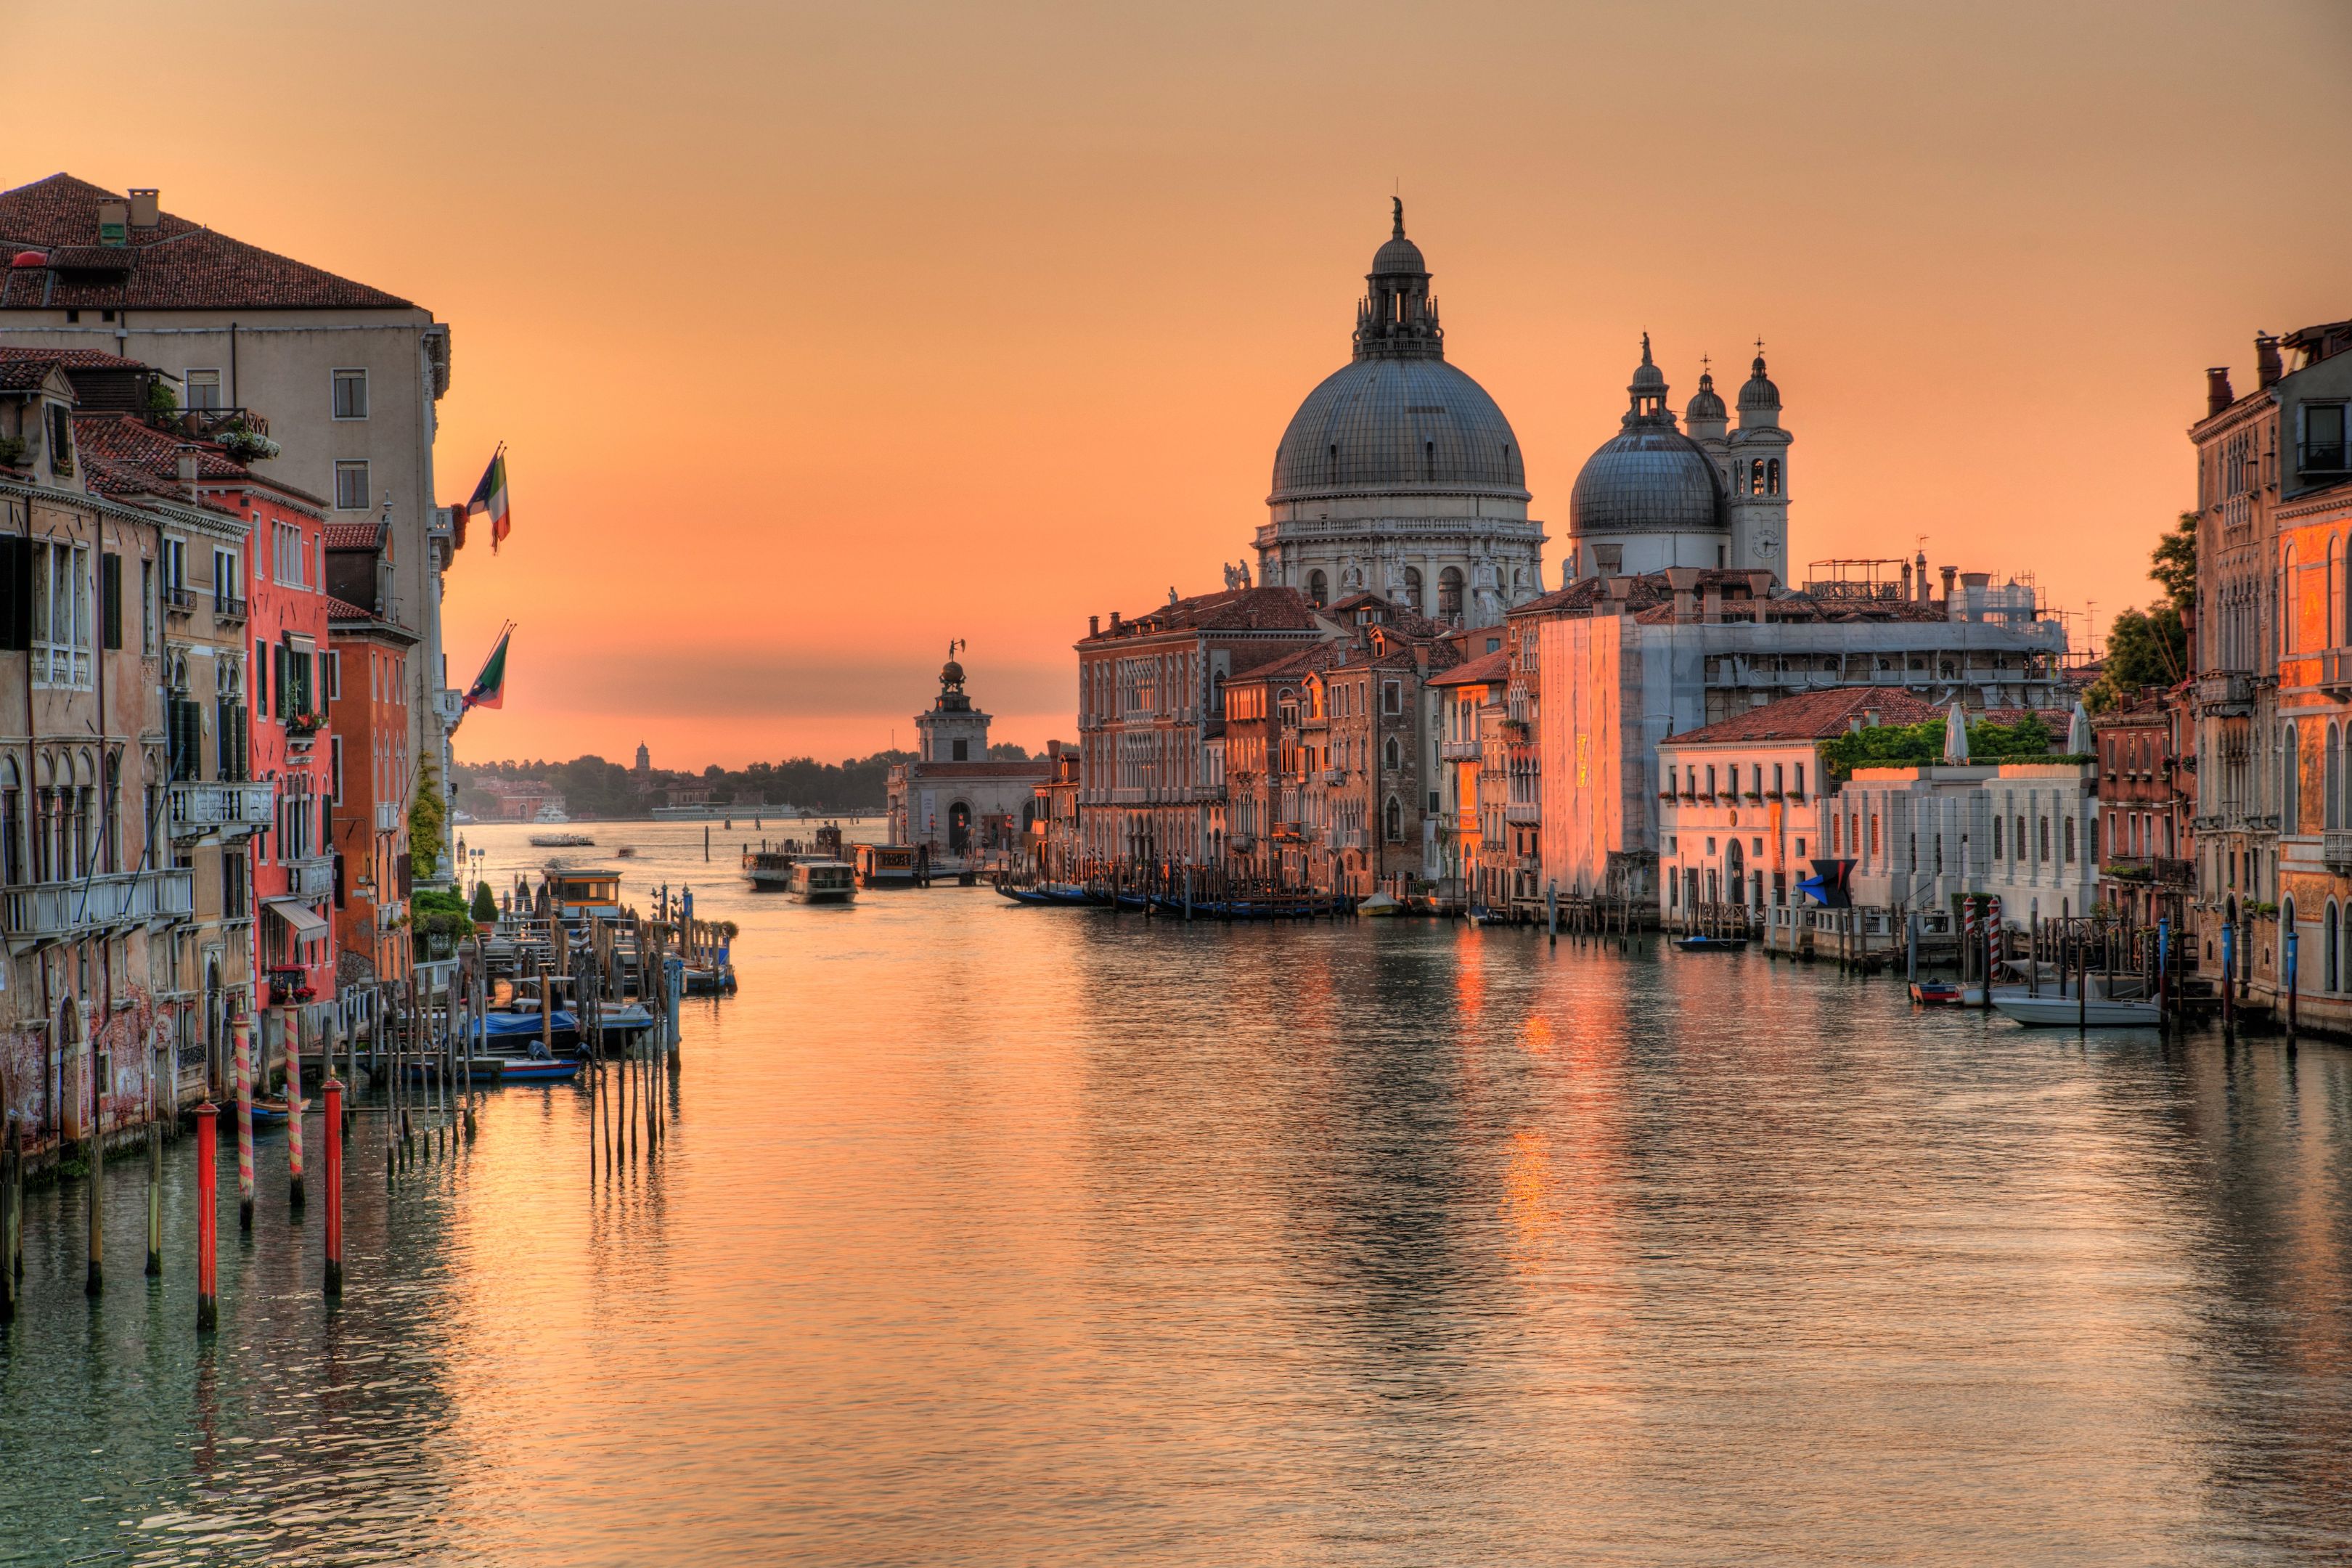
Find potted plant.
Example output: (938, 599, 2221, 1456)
(216, 422, 281, 462)
(285, 709, 328, 738)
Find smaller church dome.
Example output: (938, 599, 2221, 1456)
(1739, 353, 1781, 412)
(1685, 370, 1726, 423)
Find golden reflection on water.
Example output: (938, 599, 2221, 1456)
(3, 820, 2351, 1566)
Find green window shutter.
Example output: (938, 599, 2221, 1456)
(0, 536, 24, 650)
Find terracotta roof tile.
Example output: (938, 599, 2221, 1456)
(1084, 586, 1324, 642)
(323, 520, 383, 550)
(0, 345, 152, 370)
(1664, 688, 1945, 746)
(0, 174, 413, 312)
(1427, 648, 1510, 688)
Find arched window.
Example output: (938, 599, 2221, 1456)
(2331, 537, 2343, 650)
(1384, 796, 1402, 843)
(1306, 568, 1328, 608)
(2329, 723, 2343, 832)
(1402, 566, 1424, 611)
(2283, 546, 2298, 654)
(1749, 458, 1765, 494)
(1766, 458, 1781, 495)
(0, 755, 17, 886)
(1437, 567, 1464, 621)
(1384, 736, 1400, 769)
(2329, 902, 2340, 993)
(2283, 721, 2300, 834)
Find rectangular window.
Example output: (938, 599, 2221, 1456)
(185, 369, 222, 410)
(257, 638, 271, 719)
(141, 558, 155, 655)
(330, 735, 344, 804)
(325, 650, 342, 701)
(100, 552, 121, 650)
(331, 368, 369, 420)
(334, 461, 371, 511)
(274, 522, 307, 587)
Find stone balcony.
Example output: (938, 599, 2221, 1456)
(2197, 672, 2253, 714)
(284, 856, 335, 901)
(168, 780, 274, 841)
(1440, 739, 1481, 761)
(1506, 801, 1540, 824)
(2325, 831, 2352, 873)
(2, 869, 195, 944)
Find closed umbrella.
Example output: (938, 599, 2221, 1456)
(1943, 701, 1970, 764)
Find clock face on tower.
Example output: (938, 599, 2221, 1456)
(1756, 533, 1781, 557)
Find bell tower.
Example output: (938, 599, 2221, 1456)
(915, 642, 992, 763)
(1726, 345, 1792, 584)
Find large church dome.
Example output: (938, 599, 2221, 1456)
(1270, 356, 1527, 502)
(1267, 199, 1529, 506)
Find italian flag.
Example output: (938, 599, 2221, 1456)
(467, 445, 512, 552)
(463, 624, 513, 711)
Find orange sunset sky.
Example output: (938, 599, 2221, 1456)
(11, 1, 2351, 768)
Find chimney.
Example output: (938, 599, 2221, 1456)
(2206, 367, 2235, 417)
(1914, 550, 1930, 603)
(1900, 560, 1914, 601)
(1088, 614, 1099, 637)
(1605, 574, 1631, 602)
(97, 199, 129, 246)
(1108, 610, 1121, 632)
(127, 188, 160, 229)
(1665, 566, 1701, 624)
(176, 450, 199, 490)
(2255, 333, 2284, 389)
(1745, 570, 1773, 602)
(1863, 707, 1882, 728)
(1940, 565, 1957, 603)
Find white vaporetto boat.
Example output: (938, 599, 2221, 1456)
(788, 859, 856, 904)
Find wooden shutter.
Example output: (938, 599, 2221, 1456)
(101, 552, 122, 650)
(271, 641, 285, 717)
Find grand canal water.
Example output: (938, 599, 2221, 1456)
(4, 818, 2350, 1564)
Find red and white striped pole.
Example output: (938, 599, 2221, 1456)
(285, 1010, 306, 1212)
(232, 1013, 255, 1233)
(195, 1098, 219, 1331)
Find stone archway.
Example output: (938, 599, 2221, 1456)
(948, 800, 972, 854)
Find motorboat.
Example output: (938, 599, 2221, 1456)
(997, 882, 1098, 907)
(530, 832, 595, 848)
(1675, 934, 1747, 952)
(742, 848, 796, 890)
(1989, 978, 2161, 1027)
(1910, 979, 1969, 1005)
(1359, 891, 1404, 918)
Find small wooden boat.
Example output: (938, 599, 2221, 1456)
(1990, 985, 2161, 1028)
(998, 882, 1097, 907)
(490, 1055, 583, 1084)
(246, 1097, 290, 1124)
(1675, 934, 1747, 952)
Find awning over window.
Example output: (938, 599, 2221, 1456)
(264, 898, 330, 939)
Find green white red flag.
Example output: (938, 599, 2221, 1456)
(467, 445, 511, 552)
(463, 624, 513, 711)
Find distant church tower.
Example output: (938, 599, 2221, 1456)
(634, 741, 650, 774)
(1725, 350, 1792, 584)
(915, 645, 992, 763)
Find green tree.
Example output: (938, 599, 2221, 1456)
(470, 880, 497, 922)
(1816, 712, 2054, 786)
(2087, 512, 2197, 713)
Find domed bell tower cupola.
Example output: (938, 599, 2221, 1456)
(915, 641, 994, 764)
(1354, 199, 1444, 361)
(1725, 345, 1792, 585)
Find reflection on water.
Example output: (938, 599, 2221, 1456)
(4, 821, 2351, 1565)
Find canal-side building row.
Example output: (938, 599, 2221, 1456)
(2193, 316, 2352, 1022)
